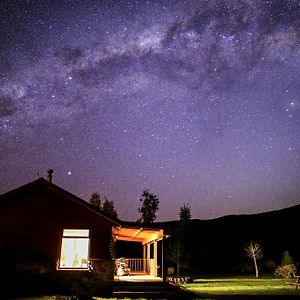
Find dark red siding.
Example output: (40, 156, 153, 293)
(0, 185, 113, 261)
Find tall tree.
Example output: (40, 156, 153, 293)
(89, 192, 101, 209)
(168, 238, 183, 276)
(102, 197, 118, 218)
(179, 204, 191, 223)
(245, 241, 263, 278)
(281, 250, 294, 266)
(137, 189, 159, 224)
(169, 204, 192, 275)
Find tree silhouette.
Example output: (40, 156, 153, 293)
(89, 192, 101, 209)
(137, 189, 159, 224)
(281, 250, 294, 266)
(102, 197, 118, 218)
(179, 204, 191, 223)
(169, 204, 192, 275)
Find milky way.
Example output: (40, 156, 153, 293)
(1, 0, 300, 221)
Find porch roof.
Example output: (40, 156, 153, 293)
(113, 226, 163, 244)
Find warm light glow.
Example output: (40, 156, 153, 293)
(63, 229, 89, 237)
(113, 226, 164, 244)
(59, 229, 90, 269)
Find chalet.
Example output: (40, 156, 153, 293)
(0, 177, 165, 297)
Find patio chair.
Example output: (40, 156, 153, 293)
(116, 257, 131, 276)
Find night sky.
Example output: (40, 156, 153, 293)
(1, 0, 300, 221)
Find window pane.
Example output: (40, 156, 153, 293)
(63, 229, 89, 237)
(60, 237, 89, 268)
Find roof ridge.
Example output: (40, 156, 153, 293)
(0, 177, 120, 225)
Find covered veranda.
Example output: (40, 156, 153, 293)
(112, 225, 164, 281)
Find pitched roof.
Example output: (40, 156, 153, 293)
(0, 178, 166, 234)
(0, 177, 120, 226)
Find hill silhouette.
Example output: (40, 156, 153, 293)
(159, 204, 300, 275)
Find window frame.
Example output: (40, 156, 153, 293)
(58, 229, 90, 270)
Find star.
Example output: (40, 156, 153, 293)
(0, 0, 300, 221)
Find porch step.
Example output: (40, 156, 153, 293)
(113, 281, 193, 299)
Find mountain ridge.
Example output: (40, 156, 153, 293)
(158, 202, 300, 275)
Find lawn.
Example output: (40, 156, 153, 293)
(12, 277, 300, 299)
(182, 276, 300, 299)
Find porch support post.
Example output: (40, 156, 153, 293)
(154, 240, 158, 277)
(143, 244, 147, 273)
(147, 242, 150, 274)
(162, 237, 166, 281)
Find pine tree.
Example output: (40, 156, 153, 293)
(281, 250, 294, 266)
(179, 204, 191, 223)
(89, 192, 101, 209)
(169, 204, 192, 275)
(102, 197, 118, 218)
(137, 189, 159, 224)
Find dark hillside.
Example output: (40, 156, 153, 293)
(159, 203, 300, 275)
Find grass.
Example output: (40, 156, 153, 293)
(182, 276, 299, 299)
(12, 276, 300, 299)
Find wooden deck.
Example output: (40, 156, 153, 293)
(114, 274, 163, 282)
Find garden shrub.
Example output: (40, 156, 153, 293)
(274, 264, 297, 278)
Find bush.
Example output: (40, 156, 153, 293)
(281, 250, 294, 266)
(274, 264, 297, 278)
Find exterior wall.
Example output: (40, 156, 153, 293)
(1, 259, 114, 297)
(0, 186, 113, 260)
(92, 259, 114, 287)
(0, 184, 115, 296)
(55, 260, 114, 297)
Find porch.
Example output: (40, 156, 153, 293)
(112, 225, 164, 280)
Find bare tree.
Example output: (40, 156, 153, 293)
(245, 241, 263, 278)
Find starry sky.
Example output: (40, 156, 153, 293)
(1, 0, 300, 221)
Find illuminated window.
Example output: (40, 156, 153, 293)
(59, 229, 90, 269)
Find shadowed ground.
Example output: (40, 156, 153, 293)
(113, 280, 194, 299)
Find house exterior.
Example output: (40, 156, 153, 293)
(0, 178, 165, 297)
